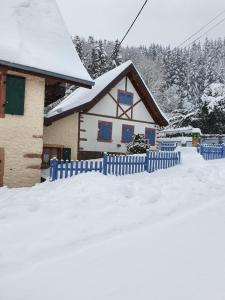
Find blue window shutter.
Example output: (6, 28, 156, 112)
(145, 128, 155, 145)
(118, 90, 133, 105)
(122, 125, 134, 143)
(98, 121, 112, 142)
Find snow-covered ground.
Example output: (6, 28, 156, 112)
(1, 148, 225, 300)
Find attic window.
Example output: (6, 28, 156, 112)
(117, 90, 133, 106)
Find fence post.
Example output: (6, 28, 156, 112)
(50, 158, 58, 181)
(103, 152, 108, 175)
(145, 150, 150, 172)
(178, 151, 181, 164)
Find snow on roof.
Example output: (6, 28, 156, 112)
(160, 126, 201, 134)
(0, 0, 93, 85)
(46, 61, 133, 118)
(46, 60, 168, 123)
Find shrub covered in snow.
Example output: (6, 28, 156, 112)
(126, 134, 150, 154)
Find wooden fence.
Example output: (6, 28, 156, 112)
(50, 151, 181, 181)
(159, 143, 177, 152)
(197, 144, 225, 160)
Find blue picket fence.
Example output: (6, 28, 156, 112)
(197, 144, 225, 160)
(160, 143, 177, 152)
(50, 151, 181, 181)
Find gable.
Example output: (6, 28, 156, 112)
(89, 76, 154, 123)
(45, 62, 168, 127)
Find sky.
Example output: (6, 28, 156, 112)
(56, 0, 225, 47)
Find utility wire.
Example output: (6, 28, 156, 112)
(177, 9, 225, 47)
(110, 0, 149, 60)
(119, 0, 149, 47)
(186, 16, 225, 47)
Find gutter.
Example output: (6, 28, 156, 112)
(0, 59, 94, 88)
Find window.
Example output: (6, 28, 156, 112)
(145, 128, 156, 146)
(117, 90, 133, 106)
(4, 75, 25, 115)
(97, 121, 112, 142)
(121, 124, 134, 143)
(0, 73, 5, 117)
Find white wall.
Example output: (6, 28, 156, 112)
(89, 77, 154, 123)
(81, 75, 158, 154)
(80, 114, 157, 153)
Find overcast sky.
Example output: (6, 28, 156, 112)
(56, 0, 225, 47)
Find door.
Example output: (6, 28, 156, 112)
(63, 148, 71, 162)
(0, 148, 4, 187)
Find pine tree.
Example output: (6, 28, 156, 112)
(88, 43, 101, 79)
(98, 40, 109, 75)
(109, 39, 122, 69)
(127, 134, 150, 154)
(73, 35, 85, 62)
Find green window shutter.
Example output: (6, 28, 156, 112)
(5, 75, 25, 115)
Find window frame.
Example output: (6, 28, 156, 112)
(145, 128, 156, 146)
(117, 89, 134, 106)
(5, 74, 25, 116)
(97, 120, 113, 143)
(121, 124, 134, 143)
(0, 73, 6, 118)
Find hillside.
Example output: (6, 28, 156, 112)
(72, 36, 225, 132)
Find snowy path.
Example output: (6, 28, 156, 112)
(1, 197, 225, 300)
(1, 148, 225, 299)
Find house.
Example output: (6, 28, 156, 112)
(159, 126, 201, 147)
(0, 0, 94, 187)
(44, 61, 168, 163)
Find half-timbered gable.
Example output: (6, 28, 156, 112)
(44, 61, 168, 161)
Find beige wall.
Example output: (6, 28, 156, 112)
(43, 113, 79, 161)
(0, 71, 45, 187)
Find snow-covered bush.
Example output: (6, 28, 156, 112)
(201, 83, 225, 113)
(126, 134, 150, 154)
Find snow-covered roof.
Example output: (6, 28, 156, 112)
(46, 61, 132, 118)
(46, 60, 168, 127)
(160, 126, 201, 135)
(0, 0, 93, 86)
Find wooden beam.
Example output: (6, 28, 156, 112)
(118, 98, 142, 119)
(82, 112, 156, 125)
(108, 92, 130, 119)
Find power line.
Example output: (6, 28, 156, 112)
(177, 9, 225, 47)
(186, 16, 225, 47)
(119, 0, 149, 47)
(110, 0, 149, 60)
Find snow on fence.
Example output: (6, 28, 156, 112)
(197, 144, 225, 160)
(50, 151, 181, 181)
(160, 143, 177, 152)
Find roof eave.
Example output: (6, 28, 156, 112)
(45, 62, 169, 127)
(0, 59, 94, 88)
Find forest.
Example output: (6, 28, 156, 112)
(73, 36, 225, 133)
